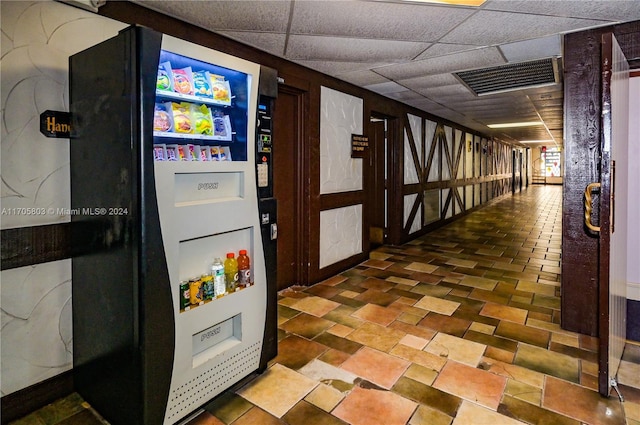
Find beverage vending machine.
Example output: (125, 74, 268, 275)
(70, 26, 277, 425)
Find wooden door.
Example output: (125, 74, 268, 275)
(273, 86, 305, 290)
(369, 116, 387, 247)
(595, 32, 629, 397)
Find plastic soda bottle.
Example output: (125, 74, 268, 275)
(237, 249, 251, 288)
(224, 253, 238, 292)
(211, 257, 225, 298)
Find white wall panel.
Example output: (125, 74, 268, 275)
(320, 86, 363, 194)
(426, 120, 439, 182)
(0, 0, 126, 396)
(403, 113, 422, 185)
(404, 193, 421, 234)
(319, 205, 362, 268)
(0, 1, 126, 229)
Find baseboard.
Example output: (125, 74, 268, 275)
(0, 370, 74, 424)
(628, 299, 640, 343)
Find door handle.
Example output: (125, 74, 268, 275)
(584, 182, 601, 233)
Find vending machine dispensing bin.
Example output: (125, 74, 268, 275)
(70, 26, 277, 425)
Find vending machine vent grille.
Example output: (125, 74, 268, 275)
(166, 341, 262, 422)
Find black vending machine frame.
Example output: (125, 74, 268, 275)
(69, 26, 277, 425)
(256, 66, 279, 369)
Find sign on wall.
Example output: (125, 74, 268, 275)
(351, 134, 369, 158)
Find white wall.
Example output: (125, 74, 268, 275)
(0, 0, 126, 396)
(628, 76, 640, 301)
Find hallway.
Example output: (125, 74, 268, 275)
(11, 186, 640, 425)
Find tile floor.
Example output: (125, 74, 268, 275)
(10, 185, 640, 425)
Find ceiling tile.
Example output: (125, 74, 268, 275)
(440, 10, 609, 46)
(398, 73, 461, 90)
(364, 81, 410, 94)
(335, 70, 391, 86)
(414, 43, 482, 60)
(286, 34, 431, 62)
(293, 60, 393, 75)
(133, 0, 291, 32)
(217, 31, 286, 56)
(483, 0, 640, 22)
(373, 47, 505, 80)
(499, 35, 562, 62)
(289, 1, 475, 41)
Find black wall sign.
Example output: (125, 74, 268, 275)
(40, 110, 71, 138)
(351, 134, 369, 158)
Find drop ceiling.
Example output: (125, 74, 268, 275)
(132, 0, 640, 148)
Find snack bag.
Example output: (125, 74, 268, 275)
(157, 62, 173, 92)
(153, 144, 167, 161)
(153, 103, 173, 133)
(187, 144, 199, 161)
(210, 74, 231, 105)
(199, 146, 210, 161)
(192, 71, 213, 98)
(171, 102, 194, 134)
(192, 104, 214, 135)
(173, 67, 194, 95)
(212, 110, 232, 141)
(165, 144, 179, 161)
(210, 146, 221, 161)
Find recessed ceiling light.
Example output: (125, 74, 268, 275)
(399, 0, 486, 6)
(487, 121, 544, 129)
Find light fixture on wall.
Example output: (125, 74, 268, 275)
(487, 121, 544, 129)
(398, 0, 486, 6)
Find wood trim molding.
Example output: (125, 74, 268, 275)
(0, 370, 74, 424)
(1, 223, 71, 270)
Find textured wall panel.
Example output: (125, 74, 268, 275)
(319, 205, 362, 268)
(1, 260, 72, 396)
(426, 120, 439, 182)
(320, 86, 363, 194)
(404, 193, 420, 234)
(403, 114, 421, 185)
(0, 1, 126, 229)
(0, 1, 126, 396)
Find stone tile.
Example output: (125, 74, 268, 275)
(354, 288, 399, 306)
(351, 303, 400, 326)
(501, 395, 582, 425)
(289, 296, 340, 317)
(318, 348, 351, 367)
(405, 262, 439, 273)
(282, 401, 347, 425)
(327, 323, 354, 338)
(408, 405, 453, 425)
(433, 361, 507, 410)
(424, 332, 486, 367)
(514, 344, 580, 383)
(445, 258, 477, 268)
(232, 407, 284, 425)
(358, 276, 395, 291)
(399, 334, 429, 350)
(542, 376, 625, 425)
(392, 376, 462, 417)
(386, 276, 420, 287)
(237, 364, 317, 418)
(458, 275, 499, 290)
(304, 383, 345, 412)
(480, 302, 528, 324)
(346, 322, 405, 352)
(418, 312, 471, 337)
(414, 295, 460, 316)
(495, 321, 550, 348)
(204, 391, 254, 424)
(274, 335, 328, 370)
(452, 401, 524, 425)
(403, 363, 438, 386)
(504, 379, 542, 405)
(360, 259, 394, 270)
(313, 332, 363, 355)
(340, 346, 410, 389)
(279, 313, 334, 339)
(333, 386, 417, 425)
(390, 342, 448, 372)
(298, 359, 358, 387)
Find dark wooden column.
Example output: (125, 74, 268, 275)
(561, 21, 640, 336)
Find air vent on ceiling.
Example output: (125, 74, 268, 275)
(454, 57, 560, 96)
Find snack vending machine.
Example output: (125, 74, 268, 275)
(70, 26, 277, 425)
